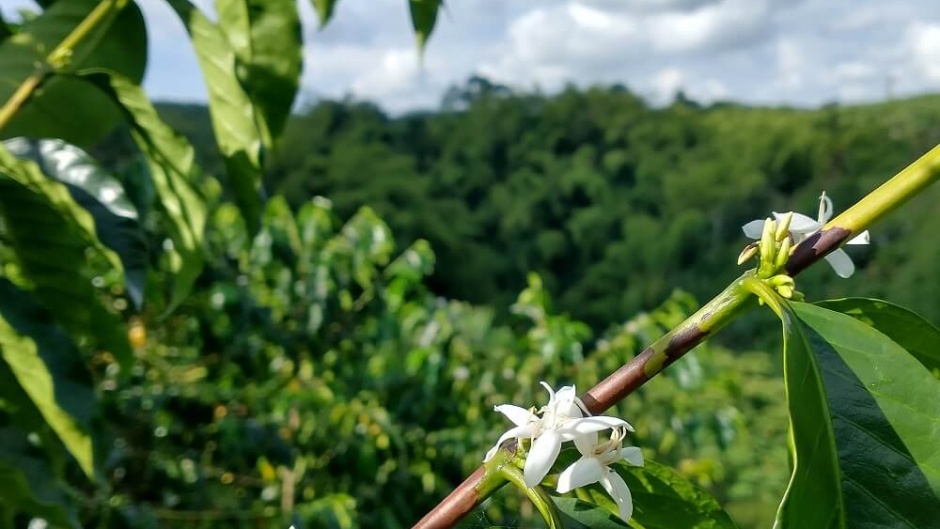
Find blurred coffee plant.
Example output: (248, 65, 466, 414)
(0, 2, 788, 528)
(88, 196, 788, 528)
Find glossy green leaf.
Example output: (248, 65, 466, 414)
(166, 0, 265, 233)
(816, 297, 940, 375)
(551, 449, 736, 529)
(0, 421, 78, 528)
(552, 497, 631, 529)
(0, 0, 147, 147)
(0, 278, 97, 479)
(776, 301, 940, 528)
(408, 0, 441, 51)
(4, 137, 147, 308)
(216, 0, 302, 144)
(0, 144, 131, 368)
(81, 71, 207, 310)
(310, 0, 339, 27)
(619, 460, 738, 529)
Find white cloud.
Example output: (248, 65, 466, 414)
(907, 22, 940, 83)
(650, 68, 684, 103)
(301, 44, 442, 112)
(9, 0, 940, 112)
(645, 0, 773, 53)
(578, 0, 721, 15)
(776, 39, 804, 91)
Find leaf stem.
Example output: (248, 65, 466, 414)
(498, 464, 565, 529)
(0, 0, 127, 132)
(412, 142, 940, 528)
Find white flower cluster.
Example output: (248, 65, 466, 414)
(484, 382, 643, 521)
(742, 192, 869, 278)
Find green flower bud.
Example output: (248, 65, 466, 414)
(737, 243, 759, 265)
(774, 237, 792, 270)
(775, 211, 794, 242)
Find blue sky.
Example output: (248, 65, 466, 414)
(7, 0, 940, 113)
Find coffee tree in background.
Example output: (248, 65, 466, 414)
(0, 1, 938, 529)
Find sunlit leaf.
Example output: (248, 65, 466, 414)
(166, 0, 265, 233)
(776, 301, 940, 528)
(0, 0, 146, 147)
(816, 297, 940, 375)
(408, 0, 441, 52)
(81, 71, 207, 311)
(4, 137, 147, 308)
(216, 0, 303, 144)
(0, 144, 131, 368)
(0, 278, 97, 479)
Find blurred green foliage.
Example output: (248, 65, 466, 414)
(243, 82, 940, 332)
(76, 198, 788, 528)
(69, 81, 940, 528)
(3, 2, 940, 527)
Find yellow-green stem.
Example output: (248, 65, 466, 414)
(498, 464, 565, 529)
(0, 0, 127, 132)
(0, 74, 46, 133)
(786, 142, 940, 276)
(826, 144, 940, 235)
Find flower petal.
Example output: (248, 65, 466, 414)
(553, 385, 584, 418)
(524, 429, 562, 487)
(573, 431, 599, 457)
(818, 193, 833, 223)
(741, 219, 765, 239)
(560, 416, 629, 439)
(786, 212, 821, 234)
(483, 424, 534, 462)
(539, 381, 555, 400)
(556, 457, 604, 493)
(600, 470, 635, 522)
(824, 248, 855, 278)
(847, 230, 870, 245)
(620, 446, 644, 467)
(494, 404, 534, 427)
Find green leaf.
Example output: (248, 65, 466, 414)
(550, 450, 736, 529)
(552, 497, 631, 529)
(0, 144, 132, 369)
(776, 300, 940, 528)
(216, 0, 303, 143)
(310, 0, 339, 27)
(618, 460, 738, 529)
(81, 71, 206, 310)
(166, 0, 265, 233)
(0, 278, 98, 480)
(0, 421, 78, 528)
(4, 137, 148, 308)
(408, 0, 441, 52)
(0, 0, 147, 147)
(816, 297, 940, 376)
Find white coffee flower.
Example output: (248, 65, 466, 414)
(742, 191, 869, 278)
(484, 382, 631, 487)
(557, 426, 644, 521)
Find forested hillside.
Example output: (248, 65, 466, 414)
(151, 79, 940, 334)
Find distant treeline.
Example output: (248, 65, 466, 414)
(148, 77, 940, 331)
